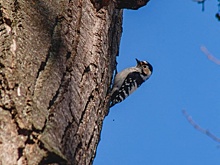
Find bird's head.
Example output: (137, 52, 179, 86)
(136, 58, 153, 76)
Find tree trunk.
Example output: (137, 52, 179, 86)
(0, 0, 151, 163)
(0, 0, 122, 164)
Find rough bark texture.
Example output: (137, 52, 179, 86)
(0, 0, 122, 164)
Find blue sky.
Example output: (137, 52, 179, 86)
(94, 0, 220, 165)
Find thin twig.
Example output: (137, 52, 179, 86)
(182, 110, 220, 143)
(200, 45, 220, 65)
(192, 0, 206, 11)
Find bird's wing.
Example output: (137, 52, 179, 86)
(110, 71, 144, 107)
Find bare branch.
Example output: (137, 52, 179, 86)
(182, 110, 220, 143)
(192, 0, 205, 3)
(192, 0, 206, 11)
(200, 45, 220, 65)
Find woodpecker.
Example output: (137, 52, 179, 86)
(110, 58, 153, 107)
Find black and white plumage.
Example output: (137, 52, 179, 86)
(110, 58, 153, 107)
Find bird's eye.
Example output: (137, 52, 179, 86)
(143, 65, 147, 68)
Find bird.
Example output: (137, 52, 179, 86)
(110, 58, 153, 107)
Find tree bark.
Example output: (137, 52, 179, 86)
(0, 0, 122, 164)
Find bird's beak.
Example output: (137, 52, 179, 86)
(136, 58, 141, 65)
